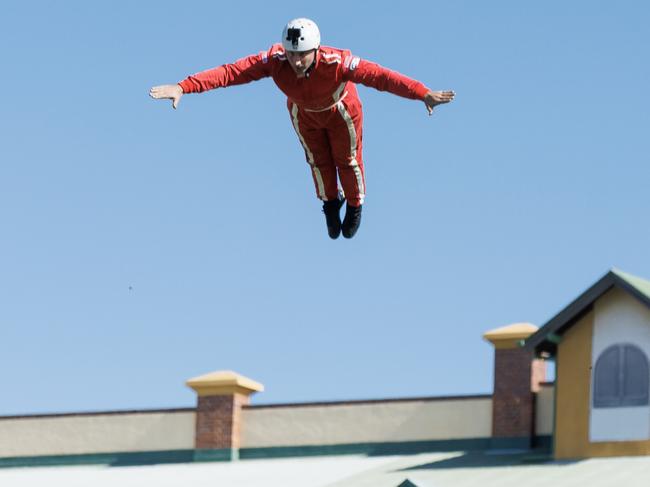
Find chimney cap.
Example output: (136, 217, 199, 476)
(483, 323, 538, 349)
(186, 370, 264, 397)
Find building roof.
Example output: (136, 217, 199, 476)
(2, 451, 650, 487)
(524, 268, 650, 355)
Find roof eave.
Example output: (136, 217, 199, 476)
(523, 271, 617, 354)
(525, 269, 650, 356)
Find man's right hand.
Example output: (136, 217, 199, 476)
(149, 84, 183, 109)
(423, 90, 455, 116)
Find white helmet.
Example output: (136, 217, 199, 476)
(282, 18, 320, 52)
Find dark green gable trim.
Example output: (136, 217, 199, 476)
(397, 480, 422, 487)
(243, 435, 550, 458)
(193, 448, 235, 462)
(0, 436, 552, 469)
(488, 435, 553, 451)
(240, 438, 493, 460)
(0, 449, 201, 469)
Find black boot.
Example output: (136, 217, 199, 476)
(341, 204, 362, 239)
(322, 197, 345, 239)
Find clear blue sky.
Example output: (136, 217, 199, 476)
(1, 1, 649, 415)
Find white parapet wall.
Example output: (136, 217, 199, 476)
(0, 410, 196, 458)
(0, 396, 501, 459)
(241, 396, 492, 448)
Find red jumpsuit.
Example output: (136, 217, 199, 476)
(178, 44, 430, 207)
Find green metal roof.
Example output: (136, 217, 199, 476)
(2, 449, 650, 486)
(326, 451, 650, 487)
(524, 268, 650, 355)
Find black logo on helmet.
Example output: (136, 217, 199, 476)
(286, 27, 303, 49)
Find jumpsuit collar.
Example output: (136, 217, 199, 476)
(304, 47, 320, 78)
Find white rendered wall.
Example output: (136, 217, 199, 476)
(590, 288, 650, 442)
(536, 384, 555, 436)
(0, 411, 196, 457)
(241, 398, 492, 448)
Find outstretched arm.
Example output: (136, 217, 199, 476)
(149, 84, 183, 109)
(344, 57, 455, 115)
(149, 48, 274, 109)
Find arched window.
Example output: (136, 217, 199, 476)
(593, 344, 649, 408)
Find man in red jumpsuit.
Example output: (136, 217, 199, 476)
(150, 18, 454, 239)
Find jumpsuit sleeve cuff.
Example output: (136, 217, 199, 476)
(177, 80, 191, 94)
(415, 84, 430, 99)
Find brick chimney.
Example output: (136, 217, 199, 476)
(483, 323, 546, 449)
(186, 370, 263, 460)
